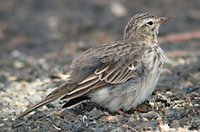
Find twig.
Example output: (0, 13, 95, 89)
(159, 31, 200, 43)
(166, 50, 200, 57)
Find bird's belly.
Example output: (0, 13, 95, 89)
(135, 48, 165, 104)
(89, 68, 161, 111)
(135, 50, 164, 106)
(135, 69, 160, 105)
(89, 50, 165, 111)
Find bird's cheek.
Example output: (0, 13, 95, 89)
(140, 28, 148, 36)
(152, 26, 159, 36)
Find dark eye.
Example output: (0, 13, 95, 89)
(147, 21, 153, 25)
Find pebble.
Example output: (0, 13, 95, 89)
(13, 61, 25, 69)
(11, 50, 22, 58)
(141, 111, 159, 120)
(110, 2, 127, 18)
(88, 108, 103, 119)
(111, 127, 123, 132)
(171, 120, 180, 128)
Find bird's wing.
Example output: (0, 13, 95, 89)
(60, 60, 139, 101)
(60, 41, 145, 100)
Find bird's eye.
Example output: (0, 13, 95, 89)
(147, 21, 153, 25)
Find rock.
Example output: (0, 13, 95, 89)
(110, 2, 127, 18)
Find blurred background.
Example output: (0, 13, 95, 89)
(0, 0, 199, 131)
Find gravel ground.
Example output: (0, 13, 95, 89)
(0, 0, 200, 131)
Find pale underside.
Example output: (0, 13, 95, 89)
(89, 45, 166, 111)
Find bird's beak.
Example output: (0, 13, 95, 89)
(158, 17, 171, 24)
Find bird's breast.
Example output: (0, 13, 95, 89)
(137, 46, 166, 103)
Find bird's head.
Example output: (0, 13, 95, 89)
(124, 13, 171, 42)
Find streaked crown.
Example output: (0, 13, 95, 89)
(123, 13, 170, 41)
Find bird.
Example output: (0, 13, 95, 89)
(18, 13, 171, 118)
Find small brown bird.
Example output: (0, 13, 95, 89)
(18, 13, 170, 118)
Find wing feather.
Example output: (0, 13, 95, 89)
(67, 74, 99, 95)
(62, 62, 137, 99)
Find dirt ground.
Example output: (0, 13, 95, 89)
(0, 0, 199, 131)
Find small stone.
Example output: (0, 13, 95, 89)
(166, 91, 173, 96)
(159, 124, 170, 131)
(161, 68, 172, 76)
(13, 61, 25, 69)
(88, 108, 103, 119)
(149, 101, 155, 107)
(110, 2, 127, 18)
(141, 111, 159, 120)
(106, 115, 117, 121)
(175, 127, 189, 131)
(171, 120, 180, 128)
(95, 127, 105, 132)
(29, 94, 42, 103)
(0, 83, 5, 90)
(142, 117, 149, 121)
(111, 127, 123, 132)
(11, 50, 22, 58)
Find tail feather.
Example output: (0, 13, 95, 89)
(17, 73, 108, 118)
(17, 83, 77, 119)
(17, 94, 61, 118)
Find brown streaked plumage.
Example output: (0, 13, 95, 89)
(18, 13, 170, 118)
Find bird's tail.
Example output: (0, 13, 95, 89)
(17, 83, 77, 119)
